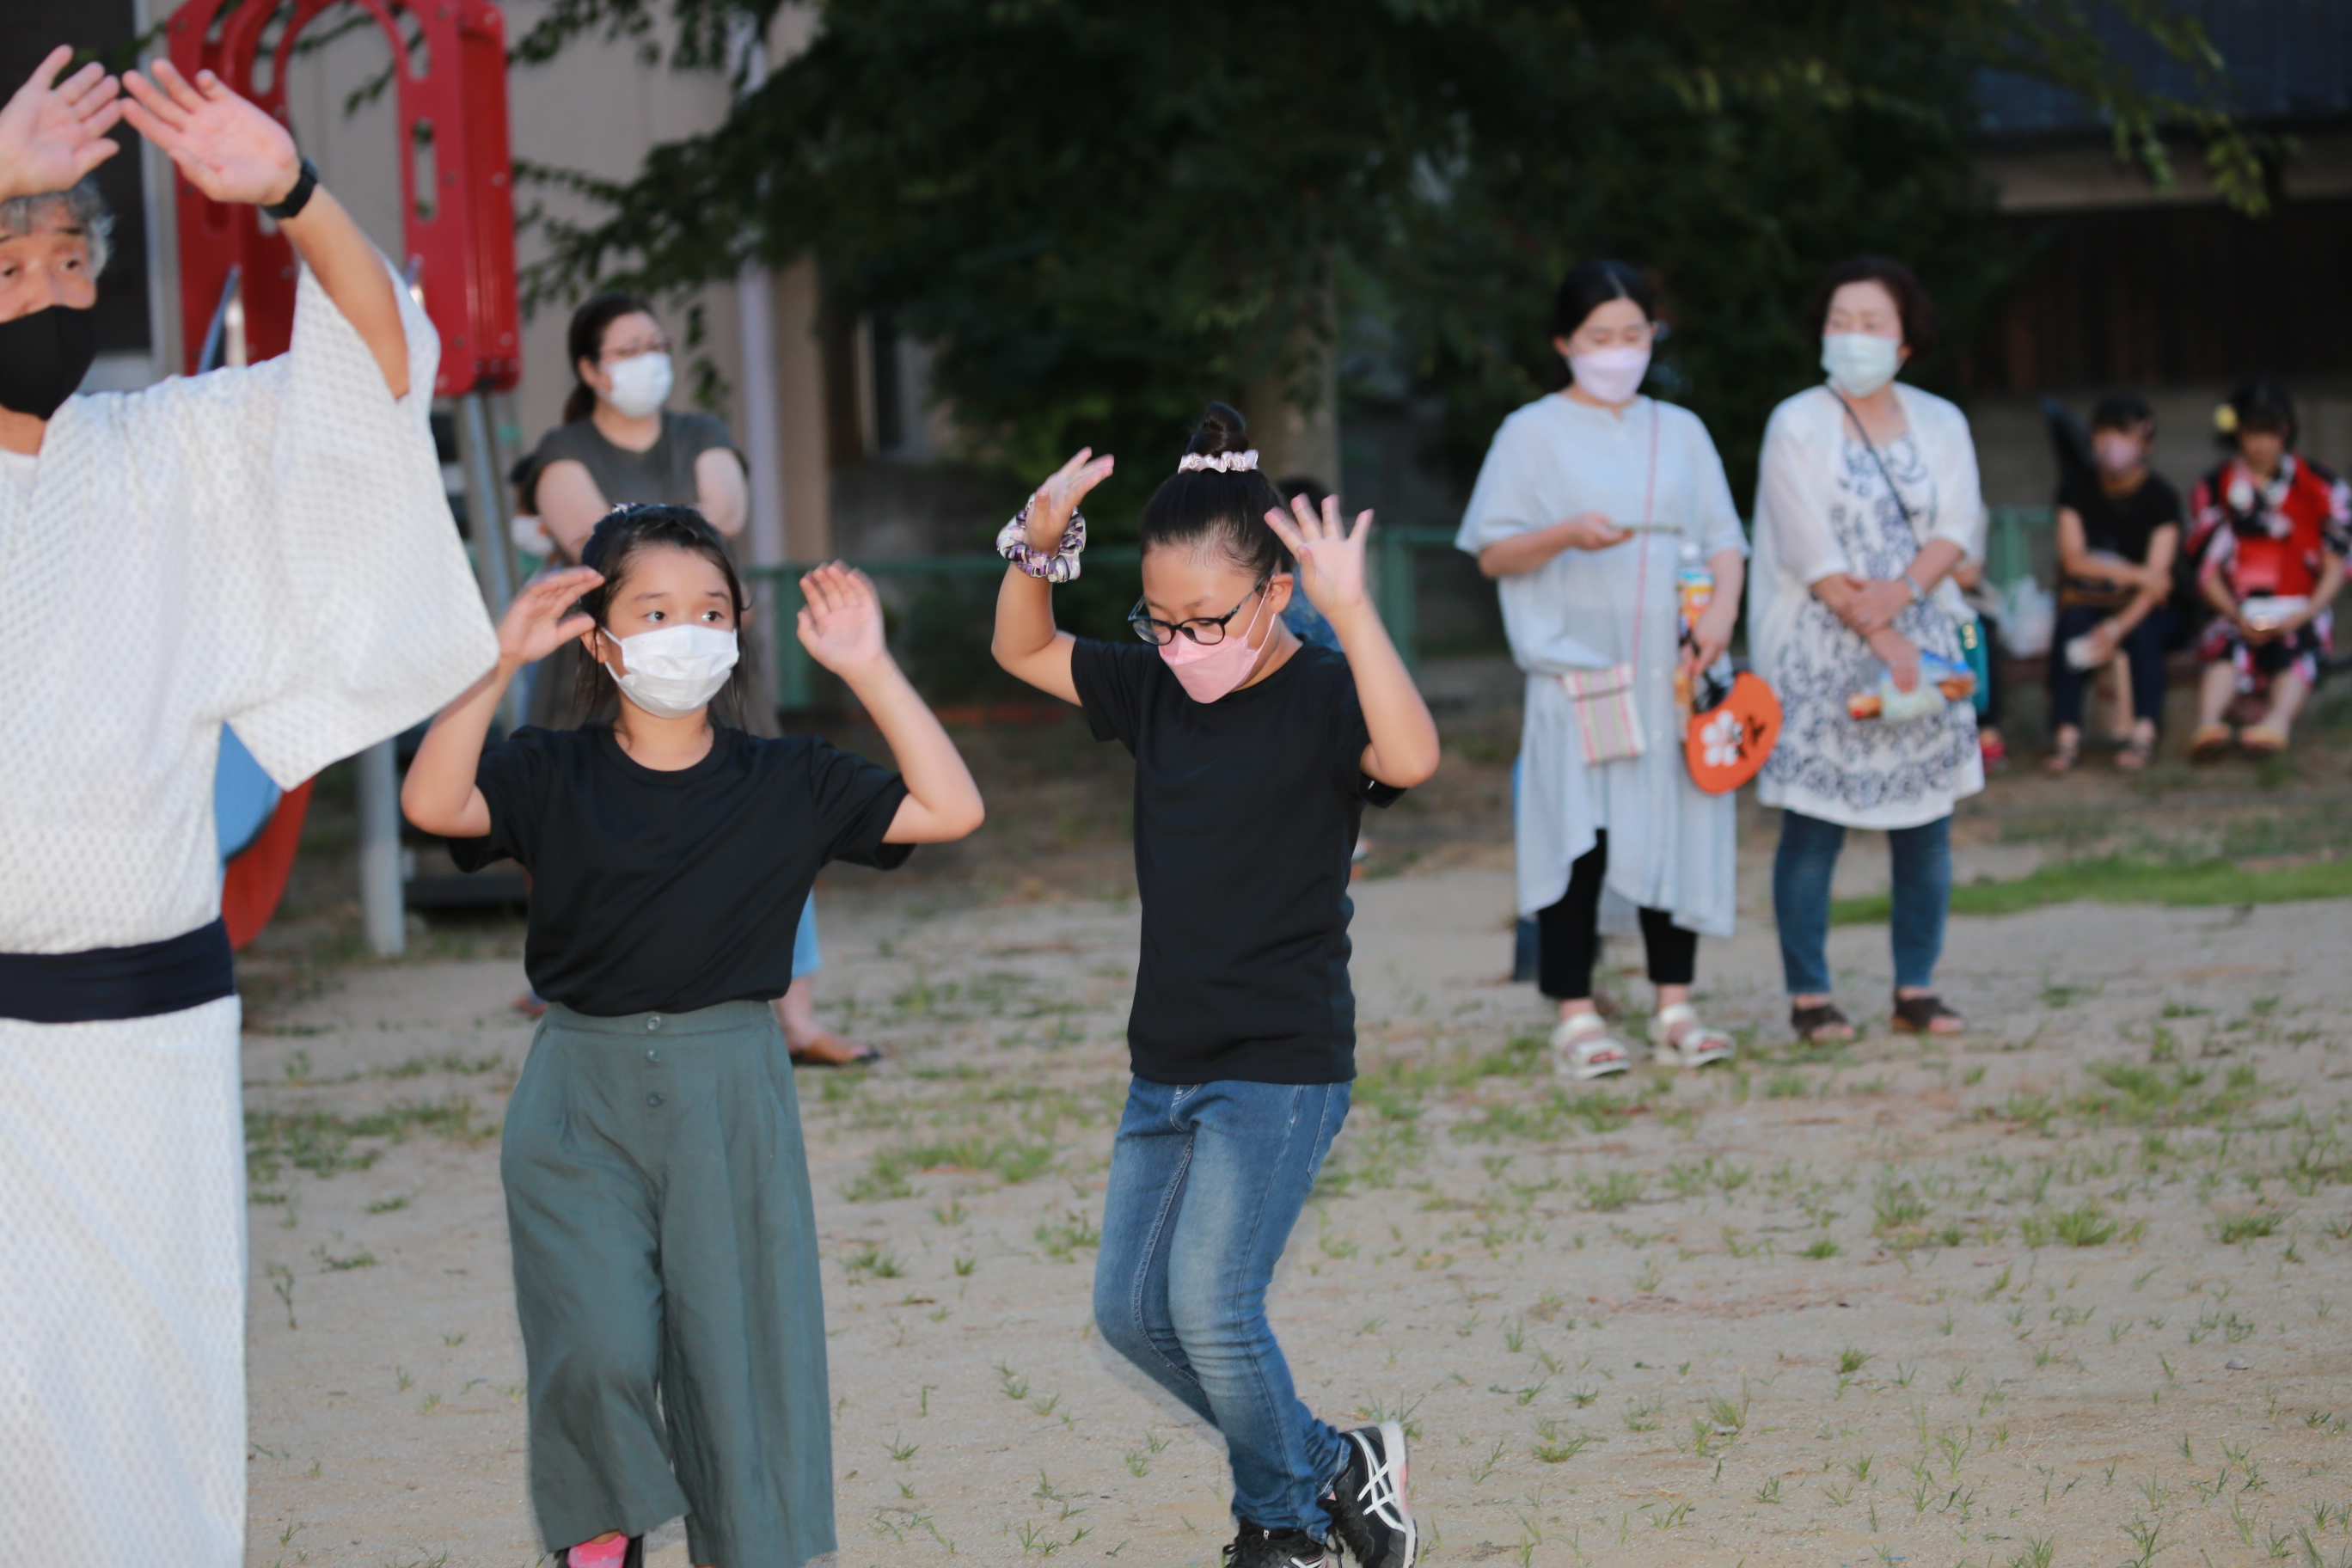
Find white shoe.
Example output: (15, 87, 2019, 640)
(1549, 1013, 1632, 1081)
(1649, 1002, 1734, 1069)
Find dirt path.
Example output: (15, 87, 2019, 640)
(237, 847, 2352, 1568)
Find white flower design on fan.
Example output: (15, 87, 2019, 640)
(1700, 710, 1746, 768)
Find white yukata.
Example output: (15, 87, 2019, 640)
(0, 263, 496, 1567)
(1455, 394, 1747, 935)
(1749, 383, 1985, 830)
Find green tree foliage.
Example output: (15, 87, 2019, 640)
(515, 1, 2257, 518)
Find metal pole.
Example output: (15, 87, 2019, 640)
(456, 387, 525, 731)
(355, 738, 405, 959)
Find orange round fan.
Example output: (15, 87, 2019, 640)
(1684, 671, 1781, 794)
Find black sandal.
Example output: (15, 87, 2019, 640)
(1890, 994, 1964, 1035)
(1790, 1002, 1855, 1044)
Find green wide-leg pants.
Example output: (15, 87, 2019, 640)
(503, 1000, 834, 1568)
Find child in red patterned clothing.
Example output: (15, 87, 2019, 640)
(2186, 379, 2349, 758)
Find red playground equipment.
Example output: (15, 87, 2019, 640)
(164, 0, 523, 392)
(161, 0, 524, 946)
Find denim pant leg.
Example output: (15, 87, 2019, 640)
(2047, 604, 2110, 730)
(1887, 815, 1953, 991)
(2122, 615, 2171, 724)
(1773, 811, 1846, 995)
(1094, 1079, 1352, 1538)
(1094, 1084, 1220, 1430)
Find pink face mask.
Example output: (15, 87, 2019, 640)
(1158, 585, 1274, 703)
(2093, 432, 2144, 476)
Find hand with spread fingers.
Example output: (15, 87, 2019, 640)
(1264, 491, 1374, 622)
(0, 47, 124, 203)
(797, 563, 890, 677)
(497, 567, 603, 666)
(118, 58, 299, 208)
(1022, 447, 1117, 554)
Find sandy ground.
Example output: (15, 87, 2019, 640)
(236, 830, 2352, 1568)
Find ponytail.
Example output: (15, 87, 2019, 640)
(562, 291, 658, 426)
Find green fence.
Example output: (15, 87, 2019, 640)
(744, 509, 2055, 707)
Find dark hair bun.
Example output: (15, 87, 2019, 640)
(1185, 401, 1252, 459)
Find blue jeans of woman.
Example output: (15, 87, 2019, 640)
(1773, 811, 1952, 995)
(1094, 1078, 1352, 1540)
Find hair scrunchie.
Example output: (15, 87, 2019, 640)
(996, 499, 1087, 582)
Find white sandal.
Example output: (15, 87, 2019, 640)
(1650, 1002, 1734, 1069)
(1550, 1012, 1632, 1081)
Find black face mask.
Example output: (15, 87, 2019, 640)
(0, 303, 99, 420)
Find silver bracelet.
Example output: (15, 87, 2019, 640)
(996, 500, 1087, 583)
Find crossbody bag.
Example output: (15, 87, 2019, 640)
(1556, 404, 1662, 763)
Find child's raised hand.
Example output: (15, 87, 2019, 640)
(1264, 493, 1373, 618)
(499, 566, 602, 665)
(797, 563, 889, 676)
(1023, 448, 1116, 553)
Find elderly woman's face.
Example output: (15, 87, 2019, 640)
(0, 204, 99, 323)
(1824, 280, 1903, 344)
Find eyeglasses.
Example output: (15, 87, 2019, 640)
(1127, 579, 1269, 646)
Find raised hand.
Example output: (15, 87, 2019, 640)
(499, 566, 601, 665)
(1023, 448, 1116, 553)
(0, 47, 123, 203)
(797, 563, 889, 676)
(1264, 491, 1373, 619)
(119, 59, 298, 208)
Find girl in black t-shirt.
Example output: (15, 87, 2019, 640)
(993, 405, 1440, 1568)
(403, 505, 983, 1568)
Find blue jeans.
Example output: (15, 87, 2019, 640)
(1773, 811, 1952, 995)
(790, 897, 821, 980)
(1094, 1079, 1352, 1539)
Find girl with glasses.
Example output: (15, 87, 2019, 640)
(991, 403, 1439, 1568)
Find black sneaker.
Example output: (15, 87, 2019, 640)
(1323, 1421, 1416, 1568)
(1222, 1522, 1337, 1568)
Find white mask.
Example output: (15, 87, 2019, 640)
(603, 351, 674, 419)
(1568, 345, 1651, 406)
(1821, 333, 1902, 399)
(600, 622, 738, 718)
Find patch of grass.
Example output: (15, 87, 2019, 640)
(1035, 1210, 1101, 1262)
(2213, 1209, 2290, 1244)
(2076, 1061, 2259, 1127)
(1577, 1171, 1645, 1212)
(244, 1098, 481, 1183)
(1830, 853, 2352, 925)
(845, 1136, 1055, 1201)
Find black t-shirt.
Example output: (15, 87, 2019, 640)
(2056, 469, 2183, 568)
(1071, 640, 1404, 1086)
(447, 725, 910, 1015)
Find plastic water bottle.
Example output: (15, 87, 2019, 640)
(1675, 542, 1713, 638)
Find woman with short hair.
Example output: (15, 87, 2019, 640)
(1749, 256, 1985, 1044)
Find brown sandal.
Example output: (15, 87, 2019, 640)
(1790, 1003, 1855, 1044)
(1890, 994, 1964, 1035)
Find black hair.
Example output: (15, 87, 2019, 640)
(568, 503, 750, 726)
(1278, 475, 1330, 514)
(563, 291, 659, 425)
(1138, 402, 1291, 579)
(1804, 255, 1939, 357)
(509, 454, 542, 517)
(2222, 377, 2298, 446)
(2089, 393, 2154, 434)
(1551, 259, 1654, 340)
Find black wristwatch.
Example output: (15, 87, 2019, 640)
(262, 156, 320, 221)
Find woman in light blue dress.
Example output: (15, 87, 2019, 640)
(1456, 260, 1747, 1080)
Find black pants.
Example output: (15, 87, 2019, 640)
(1535, 830, 1698, 1001)
(2048, 603, 2171, 729)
